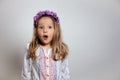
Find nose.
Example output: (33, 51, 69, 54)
(43, 28, 47, 33)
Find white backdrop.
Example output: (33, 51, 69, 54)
(0, 0, 120, 80)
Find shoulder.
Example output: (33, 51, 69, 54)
(62, 55, 69, 62)
(24, 42, 30, 59)
(26, 42, 30, 50)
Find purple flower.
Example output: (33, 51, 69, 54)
(33, 10, 60, 24)
(57, 20, 59, 23)
(45, 10, 51, 15)
(38, 11, 43, 16)
(53, 12, 57, 17)
(33, 16, 37, 21)
(56, 18, 59, 23)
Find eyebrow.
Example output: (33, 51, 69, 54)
(38, 24, 53, 26)
(38, 25, 43, 26)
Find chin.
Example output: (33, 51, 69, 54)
(42, 41, 50, 45)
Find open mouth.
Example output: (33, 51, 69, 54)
(43, 35, 48, 40)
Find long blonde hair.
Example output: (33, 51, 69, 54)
(27, 15, 68, 61)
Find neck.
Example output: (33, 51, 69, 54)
(41, 44, 52, 51)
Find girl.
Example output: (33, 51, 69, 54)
(21, 10, 70, 80)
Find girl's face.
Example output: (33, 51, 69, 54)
(37, 17, 55, 46)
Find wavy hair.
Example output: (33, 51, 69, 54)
(27, 15, 68, 61)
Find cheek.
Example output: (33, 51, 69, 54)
(50, 30, 55, 37)
(37, 30, 42, 37)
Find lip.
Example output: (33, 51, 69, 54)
(43, 34, 48, 37)
(42, 34, 48, 40)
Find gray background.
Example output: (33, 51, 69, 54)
(0, 0, 120, 80)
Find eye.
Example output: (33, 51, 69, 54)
(38, 26, 43, 29)
(48, 26, 52, 29)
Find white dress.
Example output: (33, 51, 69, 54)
(21, 43, 70, 80)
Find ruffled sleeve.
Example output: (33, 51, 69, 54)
(60, 56, 71, 80)
(21, 43, 32, 80)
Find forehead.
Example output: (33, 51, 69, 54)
(38, 16, 54, 25)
